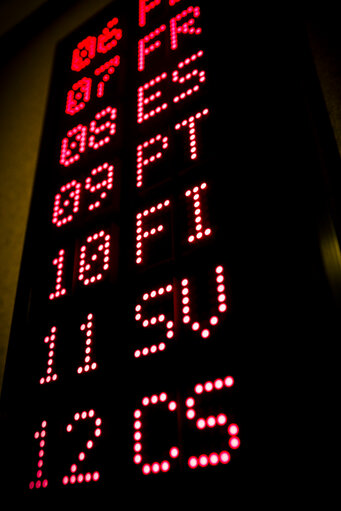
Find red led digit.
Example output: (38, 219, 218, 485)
(65, 77, 92, 116)
(60, 124, 87, 167)
(49, 249, 67, 300)
(133, 392, 179, 474)
(184, 182, 212, 243)
(29, 420, 48, 490)
(137, 73, 168, 124)
(136, 133, 169, 188)
(97, 17, 122, 54)
(138, 24, 166, 71)
(172, 50, 206, 103)
(174, 107, 209, 160)
(52, 180, 81, 227)
(62, 409, 102, 485)
(134, 282, 174, 358)
(187, 376, 240, 469)
(88, 106, 117, 150)
(135, 198, 171, 264)
(77, 313, 97, 374)
(78, 230, 111, 286)
(39, 326, 58, 385)
(94, 55, 120, 98)
(169, 0, 182, 5)
(181, 265, 228, 338)
(139, 0, 162, 27)
(84, 162, 114, 211)
(71, 36, 96, 72)
(170, 6, 202, 50)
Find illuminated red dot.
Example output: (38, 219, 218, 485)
(194, 383, 204, 394)
(152, 462, 160, 474)
(197, 418, 206, 429)
(220, 451, 231, 464)
(186, 397, 195, 407)
(228, 423, 239, 435)
(186, 409, 195, 419)
(161, 461, 170, 472)
(199, 455, 209, 467)
(134, 443, 142, 453)
(168, 401, 177, 411)
(134, 454, 142, 464)
(207, 416, 216, 428)
(209, 453, 219, 466)
(188, 456, 198, 469)
(217, 414, 227, 426)
(214, 378, 224, 389)
(224, 376, 234, 387)
(142, 464, 151, 475)
(169, 447, 179, 458)
(229, 437, 240, 449)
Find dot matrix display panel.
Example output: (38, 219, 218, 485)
(2, 0, 315, 505)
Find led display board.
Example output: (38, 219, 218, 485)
(3, 0, 336, 506)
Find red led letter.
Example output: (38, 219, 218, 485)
(135, 199, 171, 264)
(97, 17, 122, 54)
(137, 73, 168, 123)
(94, 55, 120, 98)
(187, 376, 240, 469)
(29, 420, 48, 490)
(138, 24, 166, 71)
(133, 392, 179, 474)
(184, 182, 212, 243)
(139, 0, 162, 27)
(71, 36, 97, 72)
(172, 50, 206, 103)
(77, 313, 97, 374)
(62, 409, 102, 486)
(181, 265, 228, 338)
(170, 6, 201, 50)
(134, 282, 174, 358)
(174, 107, 209, 160)
(52, 180, 81, 227)
(136, 133, 169, 188)
(65, 77, 92, 116)
(88, 106, 117, 150)
(49, 249, 67, 300)
(78, 230, 111, 286)
(60, 124, 87, 167)
(84, 162, 114, 211)
(39, 326, 58, 385)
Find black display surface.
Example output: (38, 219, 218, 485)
(1, 1, 338, 507)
